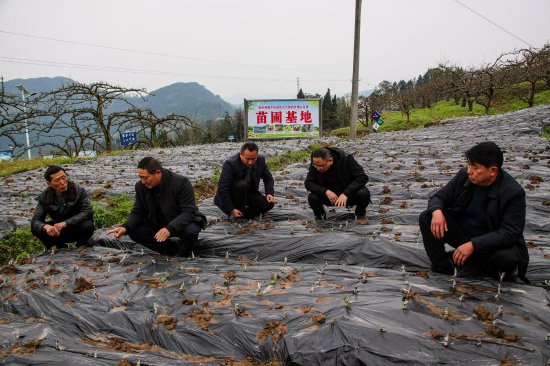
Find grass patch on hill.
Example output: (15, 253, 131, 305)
(0, 150, 129, 178)
(0, 156, 76, 177)
(331, 89, 550, 135)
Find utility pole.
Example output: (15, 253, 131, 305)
(16, 84, 35, 159)
(297, 77, 300, 95)
(349, 0, 362, 140)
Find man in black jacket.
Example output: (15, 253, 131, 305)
(107, 157, 206, 256)
(31, 165, 94, 249)
(304, 147, 371, 219)
(214, 142, 276, 219)
(419, 141, 529, 282)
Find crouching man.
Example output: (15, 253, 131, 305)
(107, 157, 206, 256)
(31, 165, 94, 249)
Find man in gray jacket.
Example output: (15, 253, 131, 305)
(108, 157, 206, 256)
(31, 165, 94, 249)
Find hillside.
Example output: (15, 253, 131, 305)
(0, 106, 549, 364)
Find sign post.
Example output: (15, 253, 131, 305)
(120, 132, 138, 147)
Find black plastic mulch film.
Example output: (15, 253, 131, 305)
(1, 106, 550, 365)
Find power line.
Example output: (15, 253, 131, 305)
(0, 56, 352, 83)
(0, 30, 350, 76)
(452, 0, 533, 48)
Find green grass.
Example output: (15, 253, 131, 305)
(266, 143, 322, 171)
(0, 156, 76, 177)
(0, 150, 130, 178)
(0, 193, 134, 265)
(331, 89, 550, 135)
(0, 228, 44, 264)
(92, 194, 134, 229)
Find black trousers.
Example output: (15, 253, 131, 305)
(308, 186, 371, 217)
(32, 220, 94, 249)
(230, 179, 274, 219)
(128, 220, 201, 256)
(419, 209, 520, 278)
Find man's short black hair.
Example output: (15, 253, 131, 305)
(44, 165, 65, 181)
(138, 157, 163, 174)
(240, 141, 259, 153)
(311, 147, 332, 161)
(465, 141, 503, 169)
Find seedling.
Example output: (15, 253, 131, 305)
(94, 349, 98, 358)
(73, 264, 79, 272)
(214, 264, 219, 271)
(256, 282, 264, 296)
(399, 264, 406, 276)
(343, 296, 352, 311)
(119, 254, 127, 265)
(191, 251, 195, 259)
(194, 275, 200, 284)
(55, 339, 63, 351)
(475, 338, 482, 347)
(93, 290, 99, 301)
(310, 285, 315, 292)
(140, 248, 145, 255)
(225, 251, 230, 263)
(443, 306, 449, 320)
(441, 334, 451, 347)
(151, 259, 156, 265)
(352, 287, 359, 295)
(233, 302, 241, 316)
(458, 294, 464, 302)
(497, 305, 503, 318)
(402, 299, 409, 310)
(153, 302, 159, 314)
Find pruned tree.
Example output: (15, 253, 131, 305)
(472, 55, 507, 114)
(118, 108, 193, 149)
(35, 82, 147, 154)
(505, 45, 550, 107)
(0, 77, 25, 154)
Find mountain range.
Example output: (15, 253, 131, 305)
(4, 77, 236, 121)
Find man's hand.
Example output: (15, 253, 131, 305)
(43, 224, 60, 237)
(325, 190, 338, 205)
(53, 222, 67, 232)
(231, 208, 243, 218)
(453, 241, 474, 266)
(154, 228, 171, 242)
(266, 194, 277, 203)
(430, 209, 448, 239)
(334, 193, 348, 207)
(106, 226, 126, 239)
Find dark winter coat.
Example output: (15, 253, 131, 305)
(31, 181, 93, 233)
(214, 153, 274, 213)
(427, 168, 529, 281)
(123, 169, 206, 235)
(304, 147, 368, 198)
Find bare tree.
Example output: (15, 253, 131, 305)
(36, 82, 147, 153)
(505, 45, 550, 107)
(119, 108, 193, 148)
(472, 55, 507, 114)
(0, 77, 25, 154)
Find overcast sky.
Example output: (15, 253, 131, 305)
(1, 0, 549, 104)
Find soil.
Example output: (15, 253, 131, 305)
(222, 270, 237, 283)
(256, 321, 287, 343)
(474, 305, 495, 322)
(311, 313, 326, 325)
(155, 314, 179, 331)
(73, 277, 94, 294)
(297, 305, 313, 314)
(0, 339, 43, 357)
(0, 264, 17, 275)
(185, 304, 217, 331)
